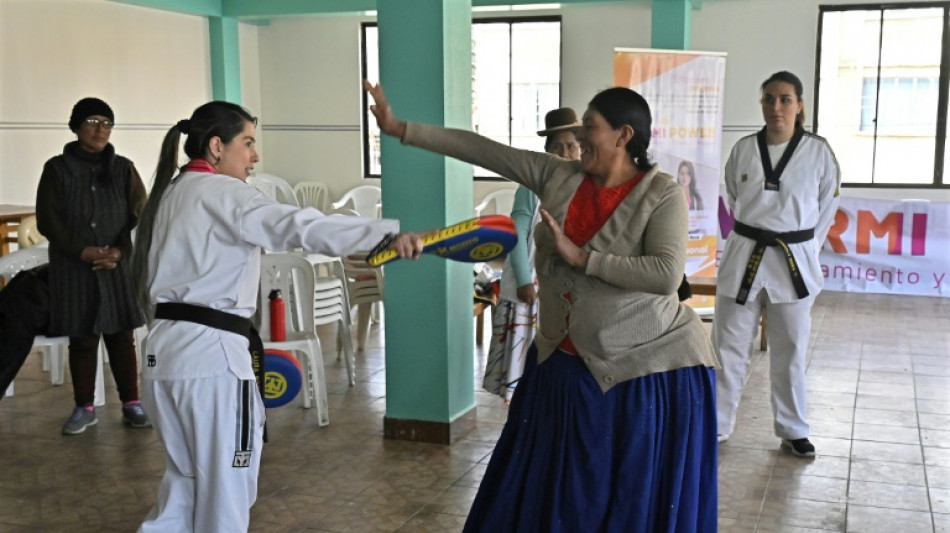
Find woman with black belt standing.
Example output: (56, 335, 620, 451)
(714, 71, 841, 457)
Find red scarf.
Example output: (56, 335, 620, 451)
(183, 158, 216, 174)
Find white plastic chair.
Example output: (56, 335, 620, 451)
(331, 185, 382, 218)
(326, 207, 360, 217)
(249, 173, 300, 207)
(303, 253, 357, 386)
(315, 215, 382, 347)
(259, 252, 330, 426)
(475, 189, 516, 217)
(293, 181, 331, 213)
(16, 215, 47, 248)
(341, 254, 384, 351)
(0, 247, 105, 404)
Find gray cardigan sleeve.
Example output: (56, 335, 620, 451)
(403, 122, 576, 197)
(584, 179, 688, 295)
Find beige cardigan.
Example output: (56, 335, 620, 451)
(404, 123, 718, 392)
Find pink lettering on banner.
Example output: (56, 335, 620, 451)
(717, 194, 947, 297)
(821, 264, 921, 285)
(912, 213, 928, 256)
(823, 209, 926, 256)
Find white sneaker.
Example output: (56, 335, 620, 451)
(717, 433, 730, 443)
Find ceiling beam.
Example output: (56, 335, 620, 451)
(222, 0, 376, 17)
(109, 0, 222, 17)
(111, 0, 700, 21)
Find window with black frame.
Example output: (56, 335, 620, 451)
(361, 17, 562, 179)
(815, 4, 949, 187)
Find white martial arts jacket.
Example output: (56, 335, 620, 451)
(143, 171, 398, 382)
(717, 131, 840, 304)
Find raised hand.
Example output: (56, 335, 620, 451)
(539, 209, 589, 270)
(363, 79, 407, 139)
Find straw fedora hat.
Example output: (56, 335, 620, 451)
(537, 107, 582, 136)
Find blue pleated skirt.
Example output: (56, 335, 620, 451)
(464, 346, 718, 533)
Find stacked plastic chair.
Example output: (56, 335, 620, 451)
(259, 252, 337, 426)
(340, 254, 384, 351)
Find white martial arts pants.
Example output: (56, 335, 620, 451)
(714, 290, 813, 440)
(139, 373, 264, 533)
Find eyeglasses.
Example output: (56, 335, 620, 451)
(84, 118, 114, 129)
(549, 142, 580, 153)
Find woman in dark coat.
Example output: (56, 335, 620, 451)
(36, 97, 150, 435)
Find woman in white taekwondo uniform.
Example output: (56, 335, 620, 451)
(714, 71, 840, 458)
(131, 101, 424, 533)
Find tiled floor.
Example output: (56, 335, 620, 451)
(0, 291, 948, 532)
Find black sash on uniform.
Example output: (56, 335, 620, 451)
(732, 221, 814, 305)
(154, 302, 267, 441)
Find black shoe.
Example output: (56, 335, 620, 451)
(62, 406, 97, 435)
(782, 438, 816, 457)
(122, 402, 152, 429)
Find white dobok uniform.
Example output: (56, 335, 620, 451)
(138, 171, 397, 533)
(714, 129, 840, 440)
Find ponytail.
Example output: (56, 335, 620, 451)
(132, 125, 182, 318)
(628, 136, 654, 172)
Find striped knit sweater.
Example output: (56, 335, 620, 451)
(36, 142, 146, 336)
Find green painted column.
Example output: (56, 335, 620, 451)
(652, 0, 692, 50)
(208, 16, 242, 103)
(377, 0, 476, 444)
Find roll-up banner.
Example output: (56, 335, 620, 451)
(614, 48, 727, 310)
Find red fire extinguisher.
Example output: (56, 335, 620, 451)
(268, 289, 286, 342)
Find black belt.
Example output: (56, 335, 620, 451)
(154, 302, 267, 441)
(732, 221, 814, 305)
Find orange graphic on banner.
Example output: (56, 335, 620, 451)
(827, 210, 907, 256)
(613, 52, 698, 87)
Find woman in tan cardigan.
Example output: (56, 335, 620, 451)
(366, 81, 719, 533)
